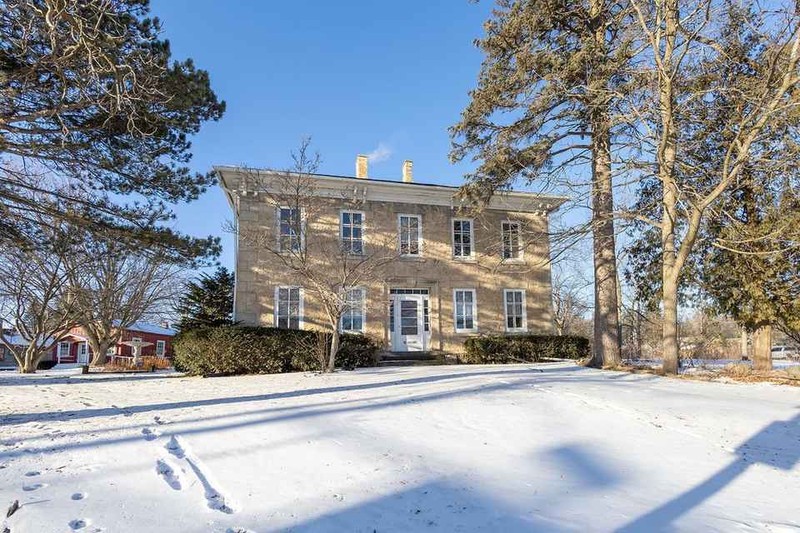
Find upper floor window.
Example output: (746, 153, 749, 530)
(453, 289, 477, 333)
(398, 214, 422, 256)
(340, 288, 366, 333)
(275, 286, 303, 329)
(278, 207, 303, 253)
(452, 219, 474, 258)
(341, 211, 364, 255)
(501, 221, 522, 260)
(504, 289, 527, 332)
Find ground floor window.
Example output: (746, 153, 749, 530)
(340, 288, 366, 333)
(453, 289, 477, 333)
(275, 286, 303, 329)
(57, 341, 70, 360)
(504, 289, 527, 332)
(156, 340, 166, 356)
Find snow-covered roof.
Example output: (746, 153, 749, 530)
(2, 334, 29, 346)
(113, 321, 176, 337)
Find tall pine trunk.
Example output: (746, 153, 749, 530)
(587, 0, 621, 368)
(590, 119, 621, 368)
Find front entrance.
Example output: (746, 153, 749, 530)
(389, 289, 430, 352)
(77, 341, 89, 364)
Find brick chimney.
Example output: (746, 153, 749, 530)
(402, 160, 413, 183)
(356, 154, 368, 179)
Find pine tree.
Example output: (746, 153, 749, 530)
(175, 267, 235, 331)
(1, 0, 225, 259)
(451, 0, 635, 367)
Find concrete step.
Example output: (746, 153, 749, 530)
(378, 358, 448, 367)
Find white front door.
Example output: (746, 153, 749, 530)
(392, 294, 426, 352)
(77, 342, 89, 364)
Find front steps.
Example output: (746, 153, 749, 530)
(378, 352, 450, 367)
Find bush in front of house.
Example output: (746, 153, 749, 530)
(462, 334, 590, 364)
(173, 325, 380, 376)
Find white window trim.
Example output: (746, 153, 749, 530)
(451, 218, 475, 259)
(156, 340, 166, 356)
(503, 288, 528, 333)
(276, 206, 305, 253)
(274, 286, 304, 329)
(501, 220, 524, 262)
(340, 287, 366, 334)
(397, 214, 423, 257)
(340, 209, 366, 255)
(452, 288, 478, 333)
(57, 341, 70, 363)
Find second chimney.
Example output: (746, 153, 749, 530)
(402, 160, 413, 183)
(356, 155, 368, 179)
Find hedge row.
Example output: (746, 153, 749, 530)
(173, 326, 380, 376)
(462, 334, 590, 364)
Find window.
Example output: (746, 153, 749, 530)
(57, 341, 70, 362)
(453, 289, 477, 333)
(106, 345, 116, 356)
(341, 211, 364, 255)
(278, 207, 303, 253)
(504, 289, 527, 332)
(501, 221, 522, 260)
(398, 214, 422, 256)
(340, 288, 366, 333)
(156, 340, 166, 357)
(452, 219, 474, 258)
(275, 287, 303, 329)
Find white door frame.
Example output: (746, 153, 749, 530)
(390, 292, 429, 352)
(77, 341, 89, 364)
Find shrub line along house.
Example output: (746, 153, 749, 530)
(217, 156, 566, 356)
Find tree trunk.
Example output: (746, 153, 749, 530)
(326, 328, 340, 373)
(19, 345, 45, 373)
(586, 0, 621, 369)
(739, 327, 749, 361)
(89, 339, 112, 366)
(752, 325, 772, 372)
(662, 271, 680, 374)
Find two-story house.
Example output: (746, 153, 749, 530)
(217, 156, 566, 356)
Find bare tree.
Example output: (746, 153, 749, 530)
(0, 232, 78, 373)
(234, 140, 397, 373)
(67, 237, 182, 366)
(626, 1, 800, 373)
(551, 266, 591, 337)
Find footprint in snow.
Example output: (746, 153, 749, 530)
(227, 528, 256, 533)
(156, 459, 182, 490)
(165, 436, 185, 458)
(142, 428, 159, 441)
(154, 416, 165, 425)
(69, 518, 90, 530)
(24, 471, 40, 477)
(71, 492, 87, 501)
(22, 483, 46, 491)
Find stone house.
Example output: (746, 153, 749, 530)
(216, 156, 566, 356)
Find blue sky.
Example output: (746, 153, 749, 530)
(150, 0, 500, 269)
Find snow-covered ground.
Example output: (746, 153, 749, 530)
(1, 363, 799, 533)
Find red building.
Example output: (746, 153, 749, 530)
(44, 322, 176, 365)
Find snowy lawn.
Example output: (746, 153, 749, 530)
(1, 363, 799, 533)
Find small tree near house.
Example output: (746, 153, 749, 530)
(67, 236, 181, 366)
(233, 139, 396, 373)
(0, 230, 79, 373)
